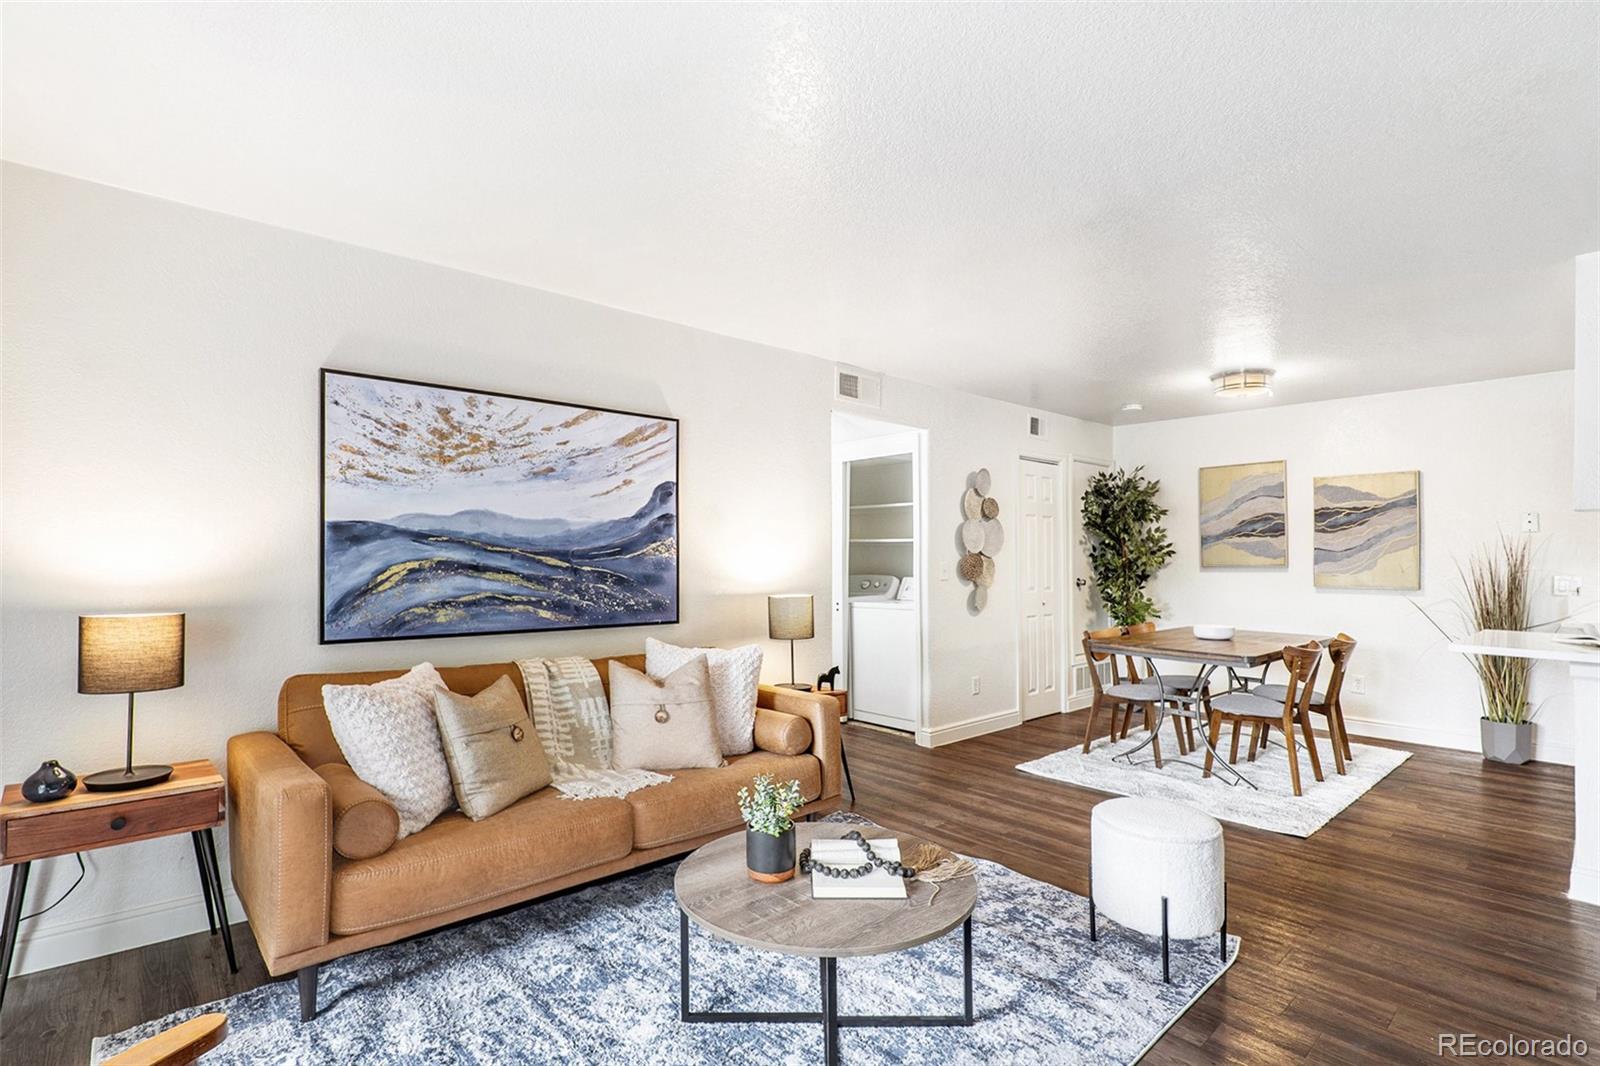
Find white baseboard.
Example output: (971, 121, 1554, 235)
(918, 707, 1020, 747)
(11, 887, 244, 977)
(1340, 714, 1573, 767)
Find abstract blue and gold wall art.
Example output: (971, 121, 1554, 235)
(1198, 460, 1288, 568)
(1312, 470, 1421, 590)
(321, 370, 678, 643)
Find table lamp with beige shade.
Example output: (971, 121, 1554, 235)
(767, 594, 814, 690)
(78, 612, 185, 791)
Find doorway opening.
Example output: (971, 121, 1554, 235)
(831, 413, 927, 742)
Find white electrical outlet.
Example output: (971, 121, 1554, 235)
(970, 675, 981, 695)
(1522, 511, 1541, 532)
(1350, 675, 1366, 695)
(1554, 575, 1585, 597)
(939, 561, 951, 582)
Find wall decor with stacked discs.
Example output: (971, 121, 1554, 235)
(959, 467, 1004, 611)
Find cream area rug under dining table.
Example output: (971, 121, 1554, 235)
(1017, 730, 1411, 837)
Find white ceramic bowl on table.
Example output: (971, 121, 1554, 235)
(1193, 625, 1235, 641)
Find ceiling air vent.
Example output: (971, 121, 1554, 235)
(834, 364, 883, 408)
(1028, 414, 1046, 438)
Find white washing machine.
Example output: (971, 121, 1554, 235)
(848, 574, 919, 732)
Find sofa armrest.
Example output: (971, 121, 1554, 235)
(756, 687, 841, 800)
(227, 731, 332, 973)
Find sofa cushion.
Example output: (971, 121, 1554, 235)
(627, 751, 821, 850)
(753, 707, 812, 756)
(314, 763, 400, 860)
(329, 789, 632, 935)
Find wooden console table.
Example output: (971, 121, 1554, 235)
(0, 759, 237, 1016)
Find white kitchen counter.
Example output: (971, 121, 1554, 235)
(1451, 629, 1600, 905)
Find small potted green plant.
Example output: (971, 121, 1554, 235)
(738, 773, 804, 883)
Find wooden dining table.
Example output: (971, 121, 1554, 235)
(1083, 626, 1330, 787)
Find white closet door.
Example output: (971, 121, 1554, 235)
(1019, 458, 1063, 719)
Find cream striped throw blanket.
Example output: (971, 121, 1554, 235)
(517, 656, 671, 800)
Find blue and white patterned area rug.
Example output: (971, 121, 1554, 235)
(94, 816, 1237, 1065)
(1018, 733, 1411, 837)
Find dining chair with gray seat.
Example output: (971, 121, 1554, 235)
(1081, 623, 1203, 766)
(1204, 640, 1325, 796)
(1252, 633, 1357, 775)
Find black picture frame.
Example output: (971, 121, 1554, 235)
(319, 367, 680, 645)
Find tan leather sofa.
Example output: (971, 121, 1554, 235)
(226, 655, 842, 1020)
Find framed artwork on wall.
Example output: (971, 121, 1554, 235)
(320, 369, 679, 644)
(1198, 460, 1288, 568)
(1312, 470, 1421, 590)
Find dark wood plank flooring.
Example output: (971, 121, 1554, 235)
(3, 711, 1597, 1064)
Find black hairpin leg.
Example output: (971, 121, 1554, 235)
(191, 832, 218, 935)
(199, 829, 238, 973)
(0, 861, 31, 1016)
(1161, 896, 1170, 984)
(1220, 882, 1228, 962)
(839, 741, 856, 806)
(1088, 862, 1097, 942)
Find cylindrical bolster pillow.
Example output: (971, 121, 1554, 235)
(314, 763, 400, 860)
(753, 707, 813, 756)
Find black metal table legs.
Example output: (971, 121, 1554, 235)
(839, 740, 856, 806)
(0, 861, 32, 1016)
(192, 828, 238, 974)
(680, 910, 975, 1064)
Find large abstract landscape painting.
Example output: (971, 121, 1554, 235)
(1312, 471, 1420, 590)
(321, 370, 678, 643)
(1198, 461, 1287, 568)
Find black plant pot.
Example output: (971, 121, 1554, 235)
(22, 760, 78, 803)
(746, 827, 797, 883)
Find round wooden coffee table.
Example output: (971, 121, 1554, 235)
(674, 823, 978, 1065)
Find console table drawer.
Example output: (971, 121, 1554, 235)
(3, 788, 221, 863)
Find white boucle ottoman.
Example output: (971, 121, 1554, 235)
(1089, 796, 1226, 982)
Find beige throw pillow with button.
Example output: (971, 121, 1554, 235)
(433, 675, 552, 821)
(608, 658, 724, 772)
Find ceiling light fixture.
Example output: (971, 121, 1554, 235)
(1211, 368, 1275, 398)
(1120, 402, 1144, 413)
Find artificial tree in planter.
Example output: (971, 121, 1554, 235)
(1080, 466, 1176, 628)
(738, 773, 805, 883)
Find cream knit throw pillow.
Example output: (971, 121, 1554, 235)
(323, 663, 455, 838)
(645, 638, 761, 755)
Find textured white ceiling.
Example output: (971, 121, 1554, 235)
(4, 3, 1596, 423)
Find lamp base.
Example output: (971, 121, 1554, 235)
(82, 764, 174, 792)
(775, 682, 815, 691)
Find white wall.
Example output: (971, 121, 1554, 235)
(1113, 372, 1600, 762)
(869, 381, 1111, 744)
(0, 164, 1113, 973)
(0, 164, 848, 974)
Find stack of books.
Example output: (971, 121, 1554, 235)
(808, 838, 908, 899)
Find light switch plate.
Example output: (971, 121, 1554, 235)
(1522, 511, 1541, 532)
(1554, 575, 1584, 596)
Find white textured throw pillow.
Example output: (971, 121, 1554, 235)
(323, 663, 455, 839)
(645, 638, 762, 755)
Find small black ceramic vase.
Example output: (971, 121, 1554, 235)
(22, 760, 78, 803)
(746, 827, 797, 883)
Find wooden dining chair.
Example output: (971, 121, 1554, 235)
(1079, 625, 1194, 766)
(1254, 633, 1357, 774)
(1205, 641, 1324, 796)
